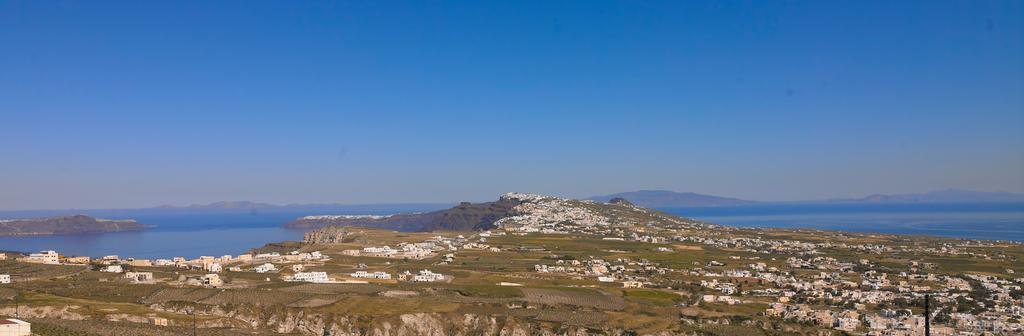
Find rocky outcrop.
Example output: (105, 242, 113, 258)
(0, 305, 87, 320)
(303, 226, 349, 244)
(285, 197, 522, 232)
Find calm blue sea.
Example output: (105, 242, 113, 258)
(1, 203, 1021, 259)
(661, 202, 1024, 243)
(0, 205, 445, 259)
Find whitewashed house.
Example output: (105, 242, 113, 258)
(411, 270, 446, 282)
(26, 250, 59, 264)
(291, 271, 329, 283)
(253, 263, 277, 273)
(350, 271, 391, 280)
(101, 265, 124, 273)
(124, 272, 154, 283)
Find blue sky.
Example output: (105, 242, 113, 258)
(1, 1, 1022, 210)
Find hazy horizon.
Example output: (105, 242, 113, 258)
(2, 1, 1022, 210)
(2, 188, 1023, 213)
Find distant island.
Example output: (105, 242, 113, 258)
(825, 189, 1024, 204)
(588, 190, 757, 207)
(0, 215, 149, 236)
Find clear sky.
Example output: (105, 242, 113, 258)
(1, 1, 1022, 210)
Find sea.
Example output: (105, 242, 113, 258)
(1, 202, 1022, 259)
(661, 202, 1024, 243)
(0, 204, 445, 260)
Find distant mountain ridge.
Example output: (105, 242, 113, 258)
(156, 201, 278, 209)
(828, 189, 1024, 204)
(588, 190, 757, 207)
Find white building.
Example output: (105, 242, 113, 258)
(0, 275, 10, 284)
(253, 263, 277, 273)
(26, 250, 59, 264)
(254, 252, 280, 260)
(622, 281, 644, 288)
(350, 271, 392, 280)
(411, 270, 446, 282)
(291, 272, 329, 283)
(124, 272, 154, 283)
(0, 318, 31, 336)
(362, 246, 396, 257)
(101, 265, 124, 273)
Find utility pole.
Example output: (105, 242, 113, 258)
(192, 308, 197, 336)
(924, 293, 931, 336)
(13, 294, 18, 319)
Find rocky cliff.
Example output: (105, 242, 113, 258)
(150, 303, 678, 336)
(303, 226, 349, 244)
(285, 197, 521, 232)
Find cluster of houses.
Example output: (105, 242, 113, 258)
(343, 244, 435, 259)
(483, 194, 1024, 334)
(341, 235, 470, 260)
(534, 256, 663, 288)
(494, 193, 612, 234)
(493, 193, 711, 239)
(399, 269, 447, 282)
(4, 248, 335, 289)
(680, 243, 1024, 334)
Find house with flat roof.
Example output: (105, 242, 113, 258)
(253, 263, 277, 273)
(23, 250, 58, 264)
(101, 265, 124, 273)
(184, 274, 223, 287)
(291, 271, 330, 283)
(0, 318, 31, 336)
(124, 272, 154, 284)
